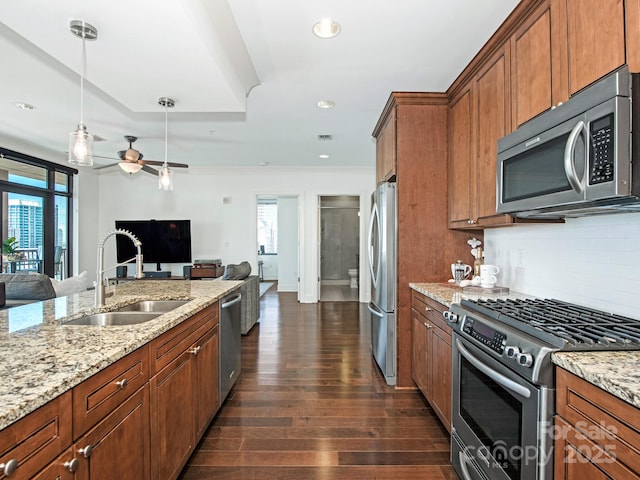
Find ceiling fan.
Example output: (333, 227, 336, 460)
(94, 135, 189, 175)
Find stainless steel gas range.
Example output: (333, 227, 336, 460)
(444, 298, 640, 480)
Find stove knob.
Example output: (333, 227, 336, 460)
(516, 352, 534, 368)
(443, 311, 459, 324)
(505, 346, 520, 358)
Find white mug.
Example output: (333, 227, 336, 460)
(480, 274, 497, 288)
(480, 264, 500, 276)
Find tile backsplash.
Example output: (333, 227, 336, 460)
(484, 213, 640, 317)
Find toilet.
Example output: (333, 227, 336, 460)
(348, 268, 358, 289)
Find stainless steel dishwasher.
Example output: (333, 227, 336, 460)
(219, 288, 242, 402)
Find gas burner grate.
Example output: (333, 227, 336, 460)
(460, 298, 640, 350)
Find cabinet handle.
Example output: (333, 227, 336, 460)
(115, 378, 128, 389)
(64, 458, 79, 473)
(423, 322, 432, 329)
(190, 346, 201, 355)
(424, 306, 432, 312)
(78, 444, 94, 459)
(0, 459, 18, 476)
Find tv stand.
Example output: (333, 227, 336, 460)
(144, 271, 171, 278)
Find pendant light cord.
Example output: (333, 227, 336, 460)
(164, 100, 168, 166)
(79, 21, 86, 126)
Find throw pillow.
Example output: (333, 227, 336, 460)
(51, 271, 90, 297)
(221, 261, 251, 280)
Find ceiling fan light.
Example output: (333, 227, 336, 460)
(68, 124, 94, 166)
(118, 162, 143, 174)
(124, 148, 141, 161)
(158, 164, 173, 190)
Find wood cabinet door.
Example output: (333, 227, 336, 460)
(375, 108, 396, 183)
(511, 0, 555, 128)
(448, 86, 474, 227)
(32, 448, 78, 480)
(74, 385, 150, 480)
(429, 326, 452, 432)
(554, 417, 640, 480)
(194, 325, 220, 440)
(474, 44, 513, 226)
(150, 352, 195, 480)
(411, 312, 430, 397)
(0, 391, 72, 480)
(563, 0, 626, 95)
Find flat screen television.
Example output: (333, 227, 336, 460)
(115, 219, 192, 269)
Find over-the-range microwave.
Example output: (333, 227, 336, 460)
(496, 66, 640, 218)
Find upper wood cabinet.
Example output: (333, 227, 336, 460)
(510, 0, 566, 128)
(449, 45, 516, 229)
(375, 107, 397, 183)
(560, 0, 626, 97)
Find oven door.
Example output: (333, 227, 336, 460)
(451, 334, 553, 480)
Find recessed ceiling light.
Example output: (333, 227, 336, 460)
(319, 154, 330, 159)
(259, 162, 270, 166)
(316, 100, 335, 109)
(14, 102, 36, 110)
(313, 18, 341, 39)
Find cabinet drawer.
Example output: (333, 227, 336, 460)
(555, 415, 640, 480)
(556, 367, 640, 474)
(149, 304, 217, 375)
(0, 391, 72, 480)
(411, 291, 451, 340)
(72, 346, 148, 439)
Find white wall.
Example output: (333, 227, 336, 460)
(485, 213, 640, 317)
(277, 196, 298, 292)
(94, 166, 375, 303)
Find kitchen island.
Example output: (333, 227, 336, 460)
(0, 279, 241, 431)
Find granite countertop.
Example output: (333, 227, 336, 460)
(409, 281, 532, 306)
(552, 351, 640, 409)
(0, 279, 242, 431)
(410, 282, 640, 409)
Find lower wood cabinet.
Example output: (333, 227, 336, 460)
(74, 385, 150, 480)
(0, 391, 72, 480)
(149, 303, 219, 480)
(32, 447, 77, 480)
(555, 367, 640, 480)
(1, 301, 222, 480)
(411, 290, 452, 432)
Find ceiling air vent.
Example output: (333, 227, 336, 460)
(317, 134, 332, 141)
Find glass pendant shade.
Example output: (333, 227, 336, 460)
(158, 164, 173, 190)
(118, 162, 143, 174)
(68, 124, 94, 166)
(68, 20, 97, 167)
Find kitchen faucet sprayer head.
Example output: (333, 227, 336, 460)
(136, 254, 144, 278)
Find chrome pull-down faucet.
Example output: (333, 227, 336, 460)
(95, 229, 144, 307)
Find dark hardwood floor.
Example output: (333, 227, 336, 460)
(179, 288, 456, 479)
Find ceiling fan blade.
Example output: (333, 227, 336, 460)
(93, 162, 119, 170)
(140, 160, 189, 168)
(141, 165, 159, 176)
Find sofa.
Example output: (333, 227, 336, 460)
(239, 275, 260, 335)
(220, 262, 260, 335)
(0, 273, 56, 308)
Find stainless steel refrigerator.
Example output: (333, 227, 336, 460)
(367, 182, 397, 386)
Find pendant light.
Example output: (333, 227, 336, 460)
(158, 97, 174, 190)
(68, 20, 97, 166)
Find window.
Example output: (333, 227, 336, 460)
(0, 148, 76, 279)
(257, 198, 277, 254)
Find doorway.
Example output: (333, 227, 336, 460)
(318, 195, 360, 302)
(256, 195, 300, 297)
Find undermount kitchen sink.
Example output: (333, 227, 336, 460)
(64, 311, 161, 326)
(114, 300, 189, 313)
